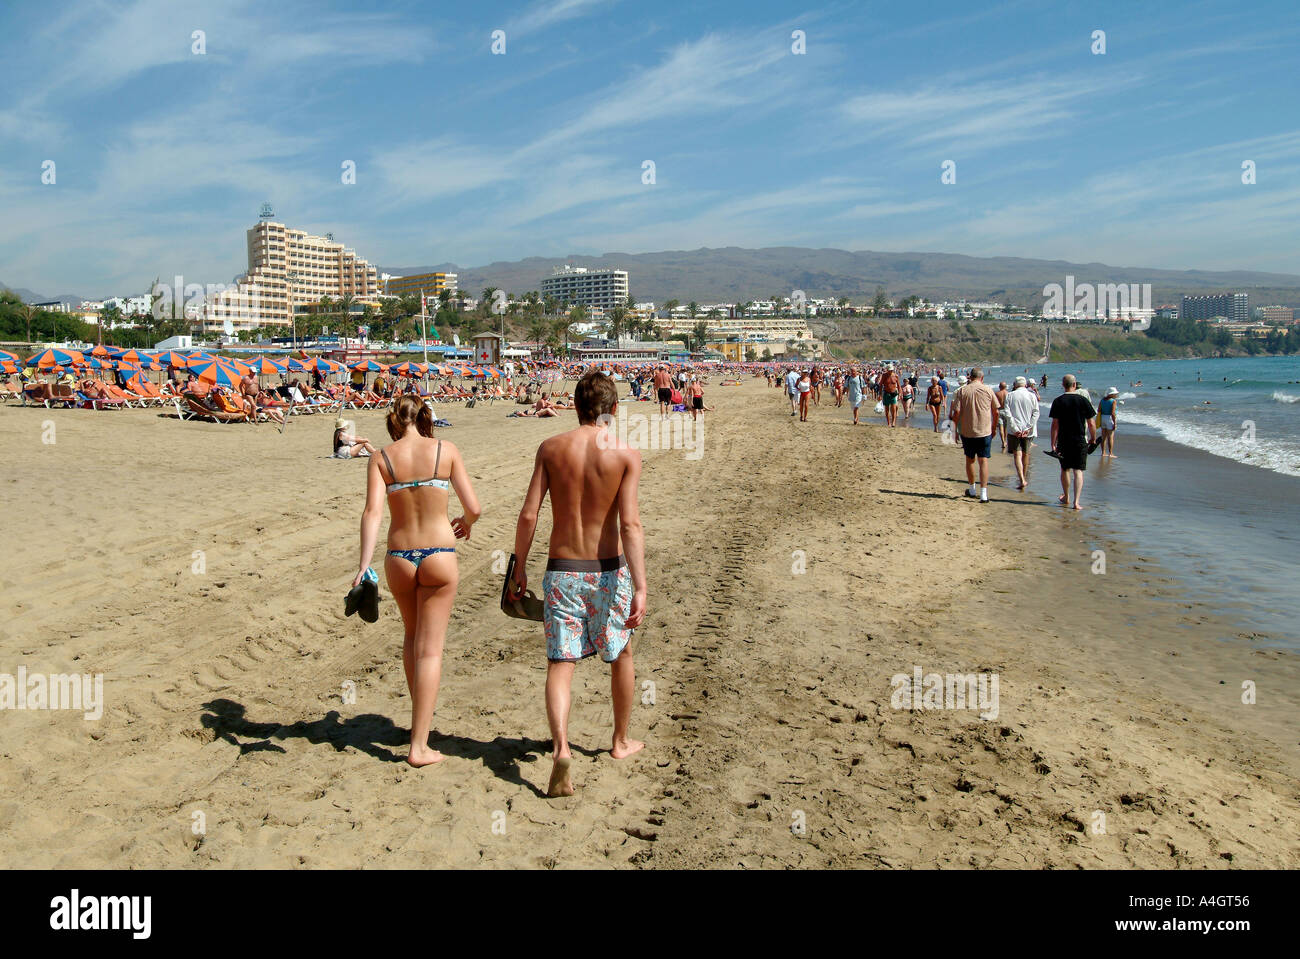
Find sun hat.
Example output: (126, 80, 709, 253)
(1014, 375, 1027, 387)
(335, 417, 346, 429)
(958, 375, 968, 384)
(1105, 387, 1120, 397)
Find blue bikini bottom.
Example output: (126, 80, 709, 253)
(387, 546, 456, 568)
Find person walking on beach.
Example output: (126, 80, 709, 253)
(354, 395, 481, 766)
(653, 364, 673, 417)
(1048, 374, 1097, 510)
(879, 363, 900, 426)
(797, 368, 812, 421)
(1096, 387, 1120, 458)
(846, 367, 865, 425)
(1004, 376, 1039, 490)
(784, 366, 800, 416)
(948, 368, 1000, 503)
(994, 381, 1010, 451)
(926, 376, 944, 431)
(508, 371, 647, 797)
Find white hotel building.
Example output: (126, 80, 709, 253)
(541, 265, 629, 315)
(194, 220, 382, 334)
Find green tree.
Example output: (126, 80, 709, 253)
(872, 287, 888, 315)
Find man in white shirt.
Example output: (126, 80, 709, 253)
(1004, 376, 1040, 490)
(783, 367, 800, 415)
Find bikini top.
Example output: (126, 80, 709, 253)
(380, 441, 449, 494)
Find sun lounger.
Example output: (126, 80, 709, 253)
(180, 393, 249, 423)
(77, 390, 128, 410)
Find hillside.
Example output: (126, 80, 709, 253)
(382, 247, 1300, 308)
(812, 319, 1223, 365)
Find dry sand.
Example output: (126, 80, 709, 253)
(1, 380, 1297, 868)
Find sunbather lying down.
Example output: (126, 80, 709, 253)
(510, 396, 572, 418)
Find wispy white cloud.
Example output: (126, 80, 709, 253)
(510, 0, 616, 34)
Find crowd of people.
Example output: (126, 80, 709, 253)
(763, 360, 1117, 509)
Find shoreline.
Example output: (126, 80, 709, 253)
(0, 381, 1296, 867)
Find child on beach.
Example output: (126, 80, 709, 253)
(508, 371, 647, 797)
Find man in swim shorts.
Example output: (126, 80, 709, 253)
(510, 370, 648, 797)
(949, 367, 1000, 503)
(652, 364, 673, 416)
(879, 363, 900, 427)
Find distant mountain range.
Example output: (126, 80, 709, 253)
(11, 246, 1300, 310)
(1, 285, 94, 306)
(381, 247, 1300, 307)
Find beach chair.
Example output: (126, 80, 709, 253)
(182, 394, 248, 424)
(1, 380, 22, 403)
(125, 380, 166, 407)
(77, 389, 127, 410)
(42, 384, 79, 408)
(101, 383, 143, 408)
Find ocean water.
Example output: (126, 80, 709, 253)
(938, 356, 1300, 647)
(986, 355, 1300, 478)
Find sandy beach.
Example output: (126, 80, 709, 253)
(1, 380, 1297, 868)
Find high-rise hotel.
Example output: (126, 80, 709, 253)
(540, 264, 629, 315)
(199, 220, 381, 333)
(1180, 292, 1249, 324)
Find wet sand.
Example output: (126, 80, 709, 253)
(0, 381, 1296, 868)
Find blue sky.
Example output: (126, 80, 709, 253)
(2, 0, 1298, 296)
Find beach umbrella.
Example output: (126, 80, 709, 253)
(307, 357, 345, 374)
(188, 357, 245, 387)
(110, 349, 146, 366)
(283, 356, 309, 372)
(1, 358, 17, 375)
(90, 344, 112, 358)
(222, 355, 254, 375)
(154, 350, 193, 368)
(349, 359, 388, 372)
(244, 355, 287, 375)
(389, 361, 425, 377)
(0, 349, 19, 363)
(26, 348, 85, 368)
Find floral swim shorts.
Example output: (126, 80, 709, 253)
(542, 556, 634, 663)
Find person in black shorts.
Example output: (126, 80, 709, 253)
(1048, 373, 1096, 510)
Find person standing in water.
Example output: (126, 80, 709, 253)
(1096, 387, 1120, 458)
(354, 395, 481, 767)
(509, 372, 647, 797)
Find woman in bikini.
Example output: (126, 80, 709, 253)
(353, 395, 481, 767)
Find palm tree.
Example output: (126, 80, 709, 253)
(692, 320, 708, 351)
(608, 306, 627, 342)
(688, 301, 699, 319)
(664, 298, 679, 315)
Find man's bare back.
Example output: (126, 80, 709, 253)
(511, 374, 649, 797)
(540, 426, 636, 561)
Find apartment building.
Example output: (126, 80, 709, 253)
(384, 271, 459, 300)
(541, 265, 629, 314)
(1181, 292, 1249, 324)
(198, 220, 381, 333)
(1260, 305, 1295, 324)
